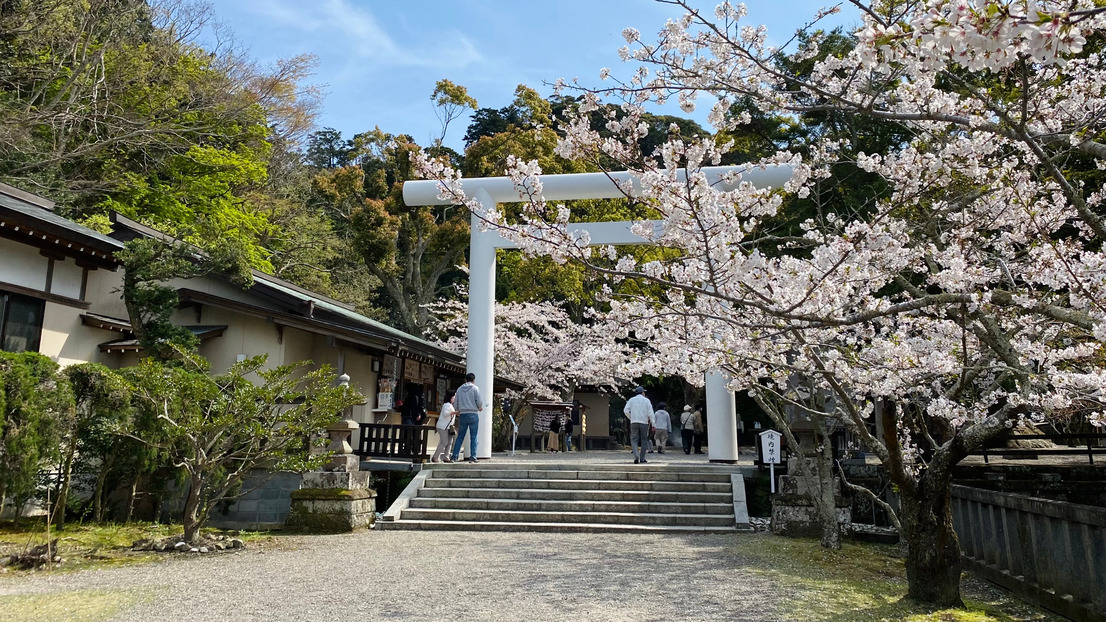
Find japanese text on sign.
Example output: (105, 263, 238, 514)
(759, 430, 782, 465)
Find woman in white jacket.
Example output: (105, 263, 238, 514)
(431, 390, 456, 463)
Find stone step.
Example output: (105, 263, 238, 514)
(399, 508, 736, 527)
(423, 477, 731, 493)
(428, 462, 750, 474)
(407, 497, 735, 515)
(427, 468, 733, 483)
(377, 519, 745, 534)
(418, 487, 732, 504)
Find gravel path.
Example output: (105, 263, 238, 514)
(0, 530, 786, 622)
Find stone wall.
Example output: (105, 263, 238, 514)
(162, 472, 303, 531)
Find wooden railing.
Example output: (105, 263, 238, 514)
(354, 423, 432, 464)
(974, 433, 1106, 464)
(952, 485, 1106, 622)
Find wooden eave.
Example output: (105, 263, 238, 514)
(0, 214, 119, 270)
(80, 313, 132, 332)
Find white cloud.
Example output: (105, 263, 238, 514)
(246, 0, 483, 69)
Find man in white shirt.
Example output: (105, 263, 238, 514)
(623, 386, 655, 464)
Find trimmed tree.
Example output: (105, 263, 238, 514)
(121, 354, 362, 542)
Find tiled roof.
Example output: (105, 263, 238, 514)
(0, 191, 123, 252)
(254, 275, 462, 362)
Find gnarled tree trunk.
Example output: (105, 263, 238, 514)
(51, 443, 77, 528)
(810, 417, 842, 549)
(899, 473, 963, 607)
(182, 473, 204, 543)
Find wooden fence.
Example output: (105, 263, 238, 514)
(951, 484, 1106, 622)
(354, 424, 431, 464)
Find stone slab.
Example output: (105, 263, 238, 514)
(731, 473, 751, 526)
(301, 471, 371, 490)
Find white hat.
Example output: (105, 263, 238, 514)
(683, 405, 692, 411)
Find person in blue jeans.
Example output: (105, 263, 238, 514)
(451, 372, 484, 463)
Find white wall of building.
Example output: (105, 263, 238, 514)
(0, 237, 49, 290)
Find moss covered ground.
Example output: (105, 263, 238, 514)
(0, 519, 270, 574)
(730, 536, 1062, 622)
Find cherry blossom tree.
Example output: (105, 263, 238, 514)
(430, 293, 637, 444)
(415, 0, 1106, 607)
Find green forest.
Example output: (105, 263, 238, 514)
(0, 0, 749, 339)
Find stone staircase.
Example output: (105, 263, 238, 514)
(376, 462, 753, 533)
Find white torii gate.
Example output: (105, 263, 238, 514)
(403, 165, 792, 461)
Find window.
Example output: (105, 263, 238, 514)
(0, 291, 44, 352)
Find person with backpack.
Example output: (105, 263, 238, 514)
(680, 405, 696, 455)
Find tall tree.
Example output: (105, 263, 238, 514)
(0, 352, 71, 514)
(305, 127, 469, 336)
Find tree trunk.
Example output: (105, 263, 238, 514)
(812, 418, 841, 549)
(92, 452, 114, 522)
(124, 477, 139, 523)
(51, 444, 77, 529)
(899, 475, 963, 607)
(182, 473, 204, 543)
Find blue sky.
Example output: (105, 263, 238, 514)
(205, 1, 861, 152)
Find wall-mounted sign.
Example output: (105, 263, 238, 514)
(377, 392, 395, 411)
(403, 358, 420, 381)
(420, 362, 435, 384)
(382, 354, 399, 378)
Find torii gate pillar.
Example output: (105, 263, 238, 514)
(466, 189, 498, 458)
(404, 166, 793, 461)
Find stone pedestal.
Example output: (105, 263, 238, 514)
(285, 414, 376, 532)
(285, 487, 376, 532)
(770, 458, 852, 538)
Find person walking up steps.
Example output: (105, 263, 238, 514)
(451, 373, 483, 463)
(623, 386, 655, 464)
